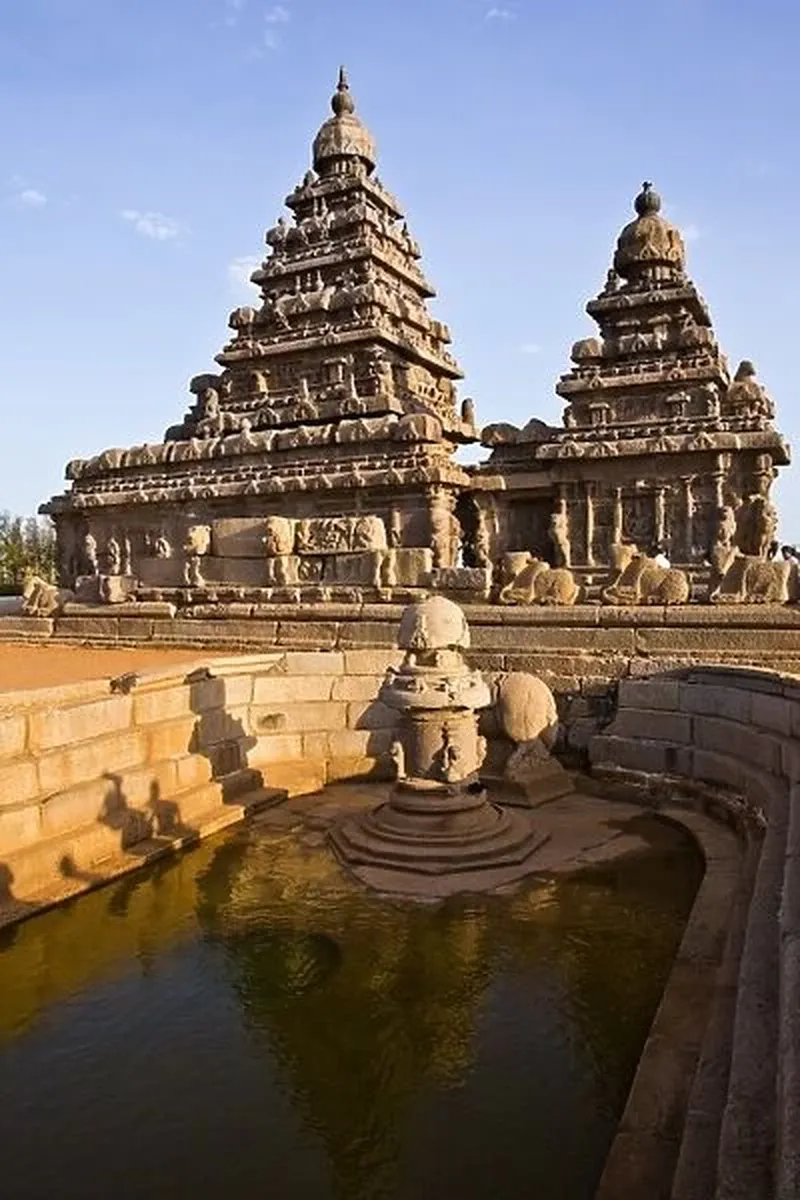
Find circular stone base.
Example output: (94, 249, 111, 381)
(328, 780, 550, 899)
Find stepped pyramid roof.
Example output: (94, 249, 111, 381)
(481, 182, 788, 469)
(49, 69, 476, 517)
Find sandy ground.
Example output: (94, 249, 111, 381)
(0, 644, 225, 692)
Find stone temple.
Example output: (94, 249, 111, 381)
(42, 69, 792, 614)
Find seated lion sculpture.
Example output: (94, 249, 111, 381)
(498, 553, 579, 607)
(709, 546, 795, 605)
(602, 543, 690, 606)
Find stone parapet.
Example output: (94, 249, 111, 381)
(589, 664, 800, 1199)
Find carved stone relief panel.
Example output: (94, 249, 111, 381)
(621, 490, 655, 550)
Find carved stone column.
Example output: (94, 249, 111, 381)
(654, 487, 666, 547)
(680, 477, 694, 561)
(585, 483, 596, 566)
(612, 487, 623, 546)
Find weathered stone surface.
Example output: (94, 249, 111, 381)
(211, 518, 269, 558)
(252, 673, 334, 704)
(36, 731, 147, 795)
(495, 672, 558, 746)
(28, 695, 133, 752)
(0, 715, 27, 760)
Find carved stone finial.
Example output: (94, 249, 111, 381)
(332, 65, 355, 117)
(313, 65, 377, 172)
(634, 181, 661, 217)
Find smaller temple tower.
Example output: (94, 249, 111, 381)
(478, 183, 789, 581)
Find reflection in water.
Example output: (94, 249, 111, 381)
(0, 814, 702, 1200)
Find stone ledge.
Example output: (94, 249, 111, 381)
(592, 789, 746, 1200)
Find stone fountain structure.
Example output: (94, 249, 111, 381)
(329, 596, 548, 896)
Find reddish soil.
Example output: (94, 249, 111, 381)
(0, 644, 224, 692)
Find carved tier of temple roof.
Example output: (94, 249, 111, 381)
(481, 182, 789, 470)
(48, 70, 476, 516)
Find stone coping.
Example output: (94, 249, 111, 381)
(7, 603, 800, 637)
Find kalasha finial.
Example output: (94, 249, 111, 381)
(331, 65, 355, 117)
(634, 181, 662, 217)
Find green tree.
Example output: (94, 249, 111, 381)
(0, 511, 56, 592)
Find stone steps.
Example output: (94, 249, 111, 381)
(1, 773, 285, 904)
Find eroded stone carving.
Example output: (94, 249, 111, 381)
(498, 553, 579, 606)
(22, 576, 75, 617)
(602, 543, 690, 606)
(710, 550, 794, 605)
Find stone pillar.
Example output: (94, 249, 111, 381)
(585, 483, 595, 567)
(680, 476, 695, 562)
(654, 487, 666, 547)
(612, 487, 623, 545)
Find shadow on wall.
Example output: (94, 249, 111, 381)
(0, 665, 267, 915)
(185, 668, 260, 800)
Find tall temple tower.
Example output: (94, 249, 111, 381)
(46, 70, 477, 601)
(478, 183, 789, 580)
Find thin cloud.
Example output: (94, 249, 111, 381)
(222, 0, 246, 27)
(15, 188, 47, 209)
(683, 223, 701, 243)
(120, 209, 183, 241)
(262, 3, 290, 49)
(520, 342, 542, 355)
(228, 255, 261, 293)
(485, 6, 515, 19)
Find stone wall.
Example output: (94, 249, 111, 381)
(589, 666, 800, 1200)
(0, 649, 400, 919)
(5, 603, 800, 764)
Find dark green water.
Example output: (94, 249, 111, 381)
(0, 814, 702, 1200)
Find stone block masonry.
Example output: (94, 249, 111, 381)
(0, 650, 398, 920)
(590, 664, 800, 1200)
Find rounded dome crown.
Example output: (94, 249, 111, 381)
(613, 182, 686, 280)
(312, 67, 377, 174)
(398, 596, 471, 652)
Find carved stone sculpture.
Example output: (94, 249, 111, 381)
(602, 543, 690, 606)
(22, 576, 75, 617)
(428, 490, 461, 570)
(329, 597, 546, 895)
(726, 360, 775, 421)
(710, 550, 794, 605)
(263, 517, 295, 557)
(549, 506, 571, 569)
(83, 533, 98, 575)
(498, 553, 579, 606)
(185, 525, 212, 557)
(494, 672, 571, 804)
(105, 536, 122, 576)
(737, 495, 778, 559)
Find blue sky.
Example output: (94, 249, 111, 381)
(2, 0, 799, 531)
